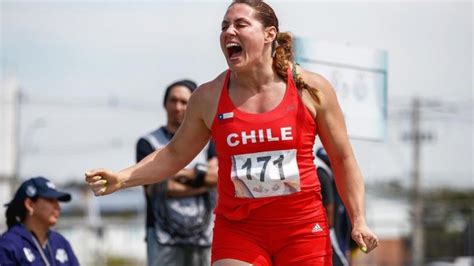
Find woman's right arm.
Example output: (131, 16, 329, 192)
(85, 82, 215, 196)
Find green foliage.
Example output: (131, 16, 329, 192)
(107, 256, 143, 266)
(423, 188, 474, 260)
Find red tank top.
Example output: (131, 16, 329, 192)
(211, 68, 324, 224)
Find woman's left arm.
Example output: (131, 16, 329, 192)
(301, 68, 379, 253)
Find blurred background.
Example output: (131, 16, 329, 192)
(1, 0, 472, 265)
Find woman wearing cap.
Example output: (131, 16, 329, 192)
(0, 177, 79, 265)
(86, 1, 378, 265)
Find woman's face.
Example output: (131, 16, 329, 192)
(220, 4, 273, 70)
(29, 198, 61, 227)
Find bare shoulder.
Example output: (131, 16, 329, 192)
(190, 71, 227, 128)
(298, 67, 335, 96)
(193, 71, 227, 99)
(297, 66, 338, 110)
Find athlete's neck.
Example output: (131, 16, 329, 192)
(231, 63, 281, 92)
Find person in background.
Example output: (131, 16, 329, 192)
(136, 79, 218, 266)
(0, 176, 79, 265)
(86, 1, 379, 265)
(316, 147, 352, 266)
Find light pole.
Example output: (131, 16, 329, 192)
(402, 98, 434, 265)
(16, 117, 47, 178)
(1, 78, 21, 208)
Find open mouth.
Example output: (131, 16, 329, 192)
(226, 43, 243, 59)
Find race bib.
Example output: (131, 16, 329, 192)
(231, 149, 301, 198)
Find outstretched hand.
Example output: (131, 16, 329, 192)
(85, 168, 123, 196)
(351, 223, 379, 253)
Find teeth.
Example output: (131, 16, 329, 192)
(226, 43, 240, 48)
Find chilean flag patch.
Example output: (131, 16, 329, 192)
(218, 112, 234, 120)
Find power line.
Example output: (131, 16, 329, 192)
(1, 96, 160, 112)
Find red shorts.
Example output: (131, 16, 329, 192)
(211, 215, 332, 266)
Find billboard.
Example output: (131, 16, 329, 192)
(295, 39, 388, 141)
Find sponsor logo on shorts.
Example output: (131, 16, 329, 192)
(312, 223, 323, 233)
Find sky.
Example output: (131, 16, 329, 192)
(0, 0, 472, 192)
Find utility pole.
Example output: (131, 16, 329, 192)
(402, 97, 432, 265)
(0, 79, 20, 221)
(411, 98, 424, 266)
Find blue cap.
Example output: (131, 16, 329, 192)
(5, 177, 71, 207)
